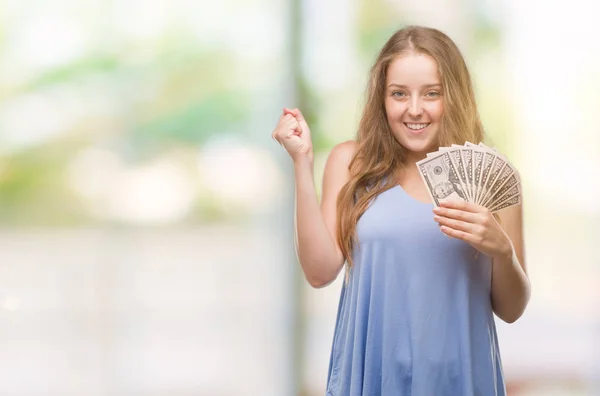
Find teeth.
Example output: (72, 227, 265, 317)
(406, 123, 429, 130)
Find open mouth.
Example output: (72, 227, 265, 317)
(404, 123, 430, 131)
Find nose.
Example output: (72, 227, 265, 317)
(408, 97, 423, 117)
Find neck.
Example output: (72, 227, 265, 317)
(396, 147, 436, 181)
(403, 150, 429, 166)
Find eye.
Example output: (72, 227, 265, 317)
(391, 91, 406, 98)
(425, 91, 441, 98)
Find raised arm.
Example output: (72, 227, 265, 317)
(293, 140, 357, 287)
(272, 108, 357, 288)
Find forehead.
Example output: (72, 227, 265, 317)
(386, 52, 440, 86)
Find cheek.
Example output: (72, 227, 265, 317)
(429, 102, 444, 120)
(385, 100, 405, 119)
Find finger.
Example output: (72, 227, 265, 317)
(439, 199, 482, 213)
(276, 113, 286, 127)
(284, 108, 303, 123)
(281, 115, 297, 131)
(283, 107, 303, 119)
(278, 117, 299, 134)
(282, 113, 295, 122)
(287, 121, 301, 137)
(292, 108, 305, 122)
(432, 206, 478, 223)
(288, 115, 300, 128)
(434, 215, 477, 233)
(283, 109, 310, 138)
(440, 225, 480, 245)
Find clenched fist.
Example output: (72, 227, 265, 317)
(271, 107, 314, 162)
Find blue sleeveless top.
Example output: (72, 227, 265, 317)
(325, 184, 506, 396)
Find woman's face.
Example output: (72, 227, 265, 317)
(384, 52, 444, 160)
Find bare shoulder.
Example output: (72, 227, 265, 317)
(328, 140, 358, 161)
(321, 140, 358, 210)
(324, 140, 358, 176)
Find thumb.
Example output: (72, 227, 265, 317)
(293, 109, 310, 136)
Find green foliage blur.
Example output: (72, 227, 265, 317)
(0, 0, 509, 226)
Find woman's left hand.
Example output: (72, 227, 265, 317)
(433, 199, 513, 260)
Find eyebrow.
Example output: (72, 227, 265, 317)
(387, 83, 441, 89)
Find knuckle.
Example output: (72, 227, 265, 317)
(478, 224, 486, 234)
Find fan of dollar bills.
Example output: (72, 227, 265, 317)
(416, 142, 521, 212)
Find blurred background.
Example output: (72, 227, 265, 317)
(0, 0, 599, 395)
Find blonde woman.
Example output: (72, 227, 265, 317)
(272, 26, 530, 395)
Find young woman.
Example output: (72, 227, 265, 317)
(271, 25, 530, 396)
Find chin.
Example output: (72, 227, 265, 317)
(391, 125, 439, 156)
(395, 137, 437, 156)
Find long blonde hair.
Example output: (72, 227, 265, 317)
(336, 25, 485, 269)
